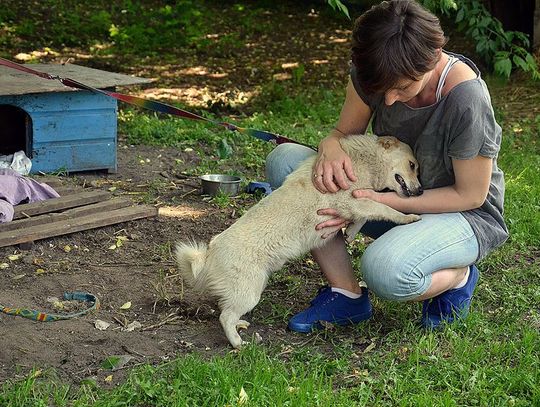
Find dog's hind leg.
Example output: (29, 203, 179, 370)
(219, 294, 261, 349)
(219, 309, 244, 349)
(219, 281, 263, 349)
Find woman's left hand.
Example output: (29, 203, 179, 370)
(315, 189, 386, 239)
(315, 208, 350, 239)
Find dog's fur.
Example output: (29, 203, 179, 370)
(176, 134, 423, 348)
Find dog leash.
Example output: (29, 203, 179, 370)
(0, 57, 315, 150)
(0, 291, 99, 322)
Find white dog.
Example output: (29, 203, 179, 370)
(176, 134, 423, 348)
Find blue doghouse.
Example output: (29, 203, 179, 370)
(0, 63, 150, 173)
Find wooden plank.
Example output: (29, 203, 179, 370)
(29, 176, 78, 195)
(0, 205, 158, 247)
(0, 198, 132, 232)
(0, 63, 152, 96)
(31, 177, 64, 188)
(54, 186, 80, 196)
(13, 190, 110, 219)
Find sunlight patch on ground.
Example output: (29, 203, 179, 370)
(158, 205, 207, 219)
(329, 36, 347, 44)
(177, 65, 228, 79)
(15, 48, 60, 62)
(281, 62, 299, 69)
(137, 86, 260, 108)
(273, 72, 292, 81)
(310, 59, 329, 65)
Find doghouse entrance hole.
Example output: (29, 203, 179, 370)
(0, 104, 33, 158)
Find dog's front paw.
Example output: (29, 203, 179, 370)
(404, 214, 421, 223)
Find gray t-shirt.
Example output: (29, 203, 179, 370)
(351, 51, 508, 261)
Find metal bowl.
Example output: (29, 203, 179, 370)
(200, 174, 242, 196)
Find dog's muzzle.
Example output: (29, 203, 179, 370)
(395, 174, 423, 197)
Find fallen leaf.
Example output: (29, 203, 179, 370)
(104, 375, 113, 383)
(35, 268, 46, 274)
(123, 321, 142, 332)
(238, 387, 248, 405)
(0, 263, 9, 269)
(109, 236, 128, 250)
(101, 356, 120, 370)
(12, 274, 26, 280)
(63, 245, 72, 253)
(101, 355, 133, 371)
(363, 341, 376, 353)
(95, 320, 111, 331)
(8, 254, 21, 261)
(120, 301, 132, 310)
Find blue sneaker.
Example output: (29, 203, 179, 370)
(288, 286, 372, 333)
(421, 265, 479, 329)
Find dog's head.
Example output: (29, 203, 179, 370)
(377, 136, 423, 197)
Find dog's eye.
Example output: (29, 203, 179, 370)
(409, 161, 416, 170)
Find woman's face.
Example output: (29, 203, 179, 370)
(383, 72, 431, 106)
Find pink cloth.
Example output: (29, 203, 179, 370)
(0, 168, 60, 223)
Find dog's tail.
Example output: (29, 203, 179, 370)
(175, 241, 208, 290)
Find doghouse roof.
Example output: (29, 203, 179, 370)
(0, 63, 152, 96)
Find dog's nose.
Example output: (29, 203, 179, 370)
(416, 186, 424, 196)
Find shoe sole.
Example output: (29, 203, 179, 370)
(421, 308, 469, 330)
(288, 311, 373, 333)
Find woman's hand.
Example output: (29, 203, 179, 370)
(315, 208, 350, 239)
(312, 138, 357, 193)
(315, 190, 386, 239)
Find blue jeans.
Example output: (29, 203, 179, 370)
(265, 143, 479, 301)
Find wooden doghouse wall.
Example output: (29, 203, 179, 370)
(0, 91, 117, 173)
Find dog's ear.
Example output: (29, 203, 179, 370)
(377, 136, 399, 150)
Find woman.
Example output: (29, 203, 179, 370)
(265, 0, 508, 331)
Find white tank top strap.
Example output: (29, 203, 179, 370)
(435, 55, 460, 102)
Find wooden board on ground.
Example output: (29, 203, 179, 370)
(0, 180, 158, 248)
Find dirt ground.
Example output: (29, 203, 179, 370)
(0, 2, 481, 386)
(0, 142, 327, 386)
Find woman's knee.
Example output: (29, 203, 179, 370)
(360, 213, 478, 301)
(265, 144, 316, 189)
(361, 244, 428, 302)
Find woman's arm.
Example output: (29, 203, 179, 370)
(352, 155, 493, 213)
(315, 155, 491, 235)
(313, 79, 373, 193)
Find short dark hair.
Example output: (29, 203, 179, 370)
(351, 0, 447, 95)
